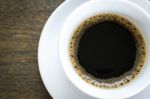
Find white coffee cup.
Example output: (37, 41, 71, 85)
(59, 0, 150, 98)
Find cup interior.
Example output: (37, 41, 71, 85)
(59, 0, 150, 98)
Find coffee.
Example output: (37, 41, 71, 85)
(69, 14, 146, 88)
(78, 21, 136, 79)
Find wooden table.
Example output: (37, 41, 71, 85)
(0, 0, 63, 98)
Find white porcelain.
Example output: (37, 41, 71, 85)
(38, 0, 150, 99)
(59, 0, 150, 99)
(38, 0, 93, 99)
(130, 0, 150, 14)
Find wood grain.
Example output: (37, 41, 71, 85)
(0, 0, 63, 98)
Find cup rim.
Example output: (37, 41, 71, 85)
(59, 0, 150, 98)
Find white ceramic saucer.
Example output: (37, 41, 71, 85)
(38, 0, 150, 99)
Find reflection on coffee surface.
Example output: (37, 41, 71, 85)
(69, 13, 146, 88)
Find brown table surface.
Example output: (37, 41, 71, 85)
(0, 0, 64, 98)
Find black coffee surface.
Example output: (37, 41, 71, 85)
(78, 21, 136, 79)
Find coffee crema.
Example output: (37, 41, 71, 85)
(69, 13, 146, 88)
